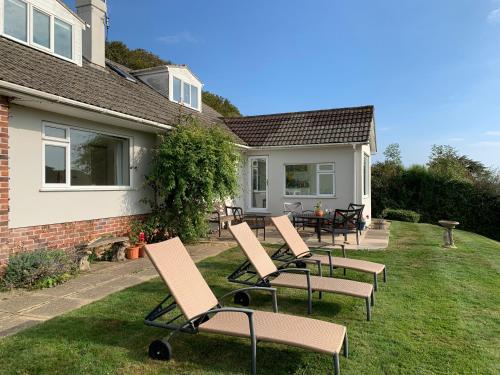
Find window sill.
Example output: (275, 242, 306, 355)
(40, 186, 135, 192)
(283, 195, 337, 199)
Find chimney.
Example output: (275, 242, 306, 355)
(76, 0, 107, 68)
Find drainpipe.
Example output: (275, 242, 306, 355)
(352, 144, 357, 204)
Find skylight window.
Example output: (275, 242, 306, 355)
(106, 62, 137, 83)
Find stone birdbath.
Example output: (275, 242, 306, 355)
(438, 220, 459, 248)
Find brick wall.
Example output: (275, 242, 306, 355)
(0, 96, 9, 264)
(1, 214, 145, 264)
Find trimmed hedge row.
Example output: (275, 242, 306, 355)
(382, 208, 420, 223)
(372, 167, 500, 240)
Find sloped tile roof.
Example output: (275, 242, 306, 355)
(222, 106, 374, 147)
(0, 37, 247, 143)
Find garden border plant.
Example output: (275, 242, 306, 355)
(1, 248, 78, 290)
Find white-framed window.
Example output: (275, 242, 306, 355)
(54, 17, 72, 59)
(2, 0, 75, 62)
(171, 76, 200, 110)
(42, 122, 131, 189)
(363, 153, 370, 196)
(32, 7, 50, 49)
(284, 163, 335, 197)
(4, 0, 28, 42)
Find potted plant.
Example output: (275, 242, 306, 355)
(127, 221, 141, 260)
(358, 215, 367, 231)
(138, 231, 146, 258)
(314, 201, 324, 217)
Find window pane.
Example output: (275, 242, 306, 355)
(183, 82, 191, 105)
(4, 0, 27, 42)
(319, 173, 334, 195)
(173, 77, 181, 102)
(54, 18, 72, 59)
(45, 126, 66, 139)
(70, 129, 130, 186)
(45, 145, 66, 184)
(363, 155, 369, 195)
(190, 85, 199, 109)
(33, 9, 50, 48)
(318, 164, 334, 171)
(285, 164, 316, 195)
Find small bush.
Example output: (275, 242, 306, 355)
(1, 249, 77, 290)
(382, 208, 421, 223)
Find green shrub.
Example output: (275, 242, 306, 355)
(382, 208, 421, 223)
(1, 249, 77, 290)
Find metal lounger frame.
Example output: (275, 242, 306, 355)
(144, 286, 348, 375)
(271, 243, 387, 291)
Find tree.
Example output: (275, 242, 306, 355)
(144, 116, 240, 242)
(106, 41, 170, 70)
(427, 145, 468, 181)
(202, 91, 241, 117)
(383, 143, 402, 165)
(105, 40, 242, 116)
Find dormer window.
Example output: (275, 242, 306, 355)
(2, 0, 80, 63)
(54, 18, 72, 59)
(4, 0, 27, 42)
(33, 8, 50, 49)
(172, 76, 200, 110)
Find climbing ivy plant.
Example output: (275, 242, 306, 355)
(144, 117, 240, 242)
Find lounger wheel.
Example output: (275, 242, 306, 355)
(234, 291, 251, 306)
(149, 339, 172, 361)
(295, 261, 307, 269)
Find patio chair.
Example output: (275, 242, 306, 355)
(230, 206, 266, 240)
(271, 215, 387, 290)
(228, 222, 374, 320)
(323, 209, 360, 245)
(283, 202, 312, 229)
(144, 238, 349, 375)
(348, 203, 365, 236)
(208, 205, 233, 237)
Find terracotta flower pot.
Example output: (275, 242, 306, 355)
(314, 209, 324, 217)
(126, 246, 140, 260)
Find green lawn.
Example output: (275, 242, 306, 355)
(1, 222, 499, 374)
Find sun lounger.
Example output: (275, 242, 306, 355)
(228, 222, 374, 320)
(271, 215, 387, 290)
(144, 237, 349, 375)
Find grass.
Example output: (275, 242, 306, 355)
(0, 222, 499, 374)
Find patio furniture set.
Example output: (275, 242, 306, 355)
(143, 205, 386, 375)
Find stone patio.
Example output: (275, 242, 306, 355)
(0, 223, 389, 338)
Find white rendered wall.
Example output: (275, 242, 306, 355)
(9, 104, 155, 228)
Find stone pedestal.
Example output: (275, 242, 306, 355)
(438, 220, 459, 248)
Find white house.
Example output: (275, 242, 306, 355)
(0, 0, 376, 264)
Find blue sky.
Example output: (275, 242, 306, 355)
(68, 0, 500, 167)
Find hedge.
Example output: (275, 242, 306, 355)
(372, 167, 500, 241)
(382, 208, 420, 223)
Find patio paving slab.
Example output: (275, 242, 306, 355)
(0, 240, 232, 338)
(21, 297, 91, 319)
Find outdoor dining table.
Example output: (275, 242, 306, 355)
(292, 212, 334, 242)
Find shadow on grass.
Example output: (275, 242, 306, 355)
(20, 314, 310, 374)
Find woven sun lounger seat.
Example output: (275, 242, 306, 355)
(199, 310, 346, 355)
(271, 215, 387, 290)
(271, 273, 373, 298)
(228, 222, 374, 320)
(144, 237, 349, 375)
